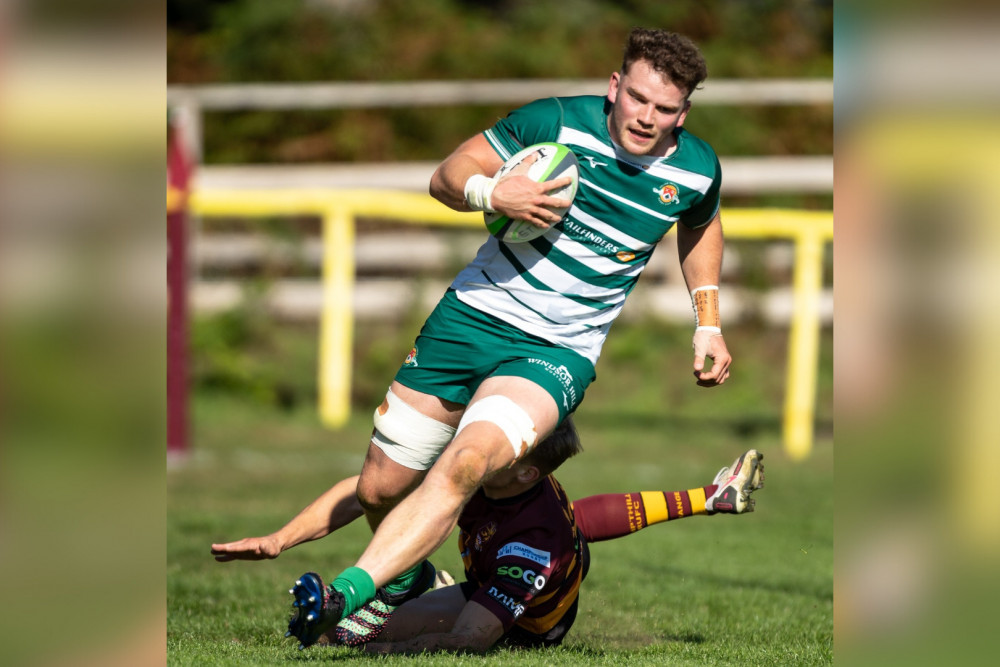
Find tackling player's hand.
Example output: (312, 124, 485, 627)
(692, 329, 731, 387)
(211, 535, 283, 562)
(491, 153, 573, 227)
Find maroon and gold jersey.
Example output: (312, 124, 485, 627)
(457, 475, 585, 643)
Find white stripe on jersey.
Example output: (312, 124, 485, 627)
(548, 227, 644, 278)
(564, 205, 653, 254)
(579, 177, 679, 224)
(457, 290, 613, 362)
(558, 126, 714, 194)
(484, 130, 514, 162)
(499, 241, 626, 302)
(453, 278, 621, 360)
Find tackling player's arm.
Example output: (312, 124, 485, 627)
(429, 133, 572, 227)
(210, 475, 364, 561)
(677, 211, 732, 386)
(364, 600, 503, 655)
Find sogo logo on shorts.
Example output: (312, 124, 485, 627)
(497, 565, 547, 591)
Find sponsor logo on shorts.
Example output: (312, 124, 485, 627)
(496, 541, 551, 567)
(403, 346, 418, 367)
(653, 183, 680, 205)
(526, 359, 578, 412)
(497, 565, 547, 591)
(487, 586, 525, 618)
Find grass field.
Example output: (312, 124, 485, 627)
(168, 320, 833, 665)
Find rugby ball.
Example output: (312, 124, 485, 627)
(484, 142, 579, 243)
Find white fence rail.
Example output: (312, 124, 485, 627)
(168, 78, 832, 161)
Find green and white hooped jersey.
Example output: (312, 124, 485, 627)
(451, 95, 722, 366)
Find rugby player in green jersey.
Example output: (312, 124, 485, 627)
(280, 27, 734, 649)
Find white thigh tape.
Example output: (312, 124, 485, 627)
(456, 395, 537, 460)
(371, 389, 456, 470)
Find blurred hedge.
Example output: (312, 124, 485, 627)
(168, 0, 832, 164)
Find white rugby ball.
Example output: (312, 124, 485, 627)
(484, 142, 579, 243)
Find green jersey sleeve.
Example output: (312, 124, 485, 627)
(676, 138, 722, 229)
(484, 98, 565, 160)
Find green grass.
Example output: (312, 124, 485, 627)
(168, 321, 832, 665)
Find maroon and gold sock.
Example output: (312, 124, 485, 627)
(572, 485, 718, 542)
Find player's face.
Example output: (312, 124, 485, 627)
(607, 59, 691, 157)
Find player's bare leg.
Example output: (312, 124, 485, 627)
(368, 583, 467, 644)
(336, 383, 463, 646)
(356, 376, 559, 588)
(287, 377, 560, 648)
(356, 445, 426, 530)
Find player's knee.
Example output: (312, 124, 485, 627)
(456, 395, 538, 462)
(355, 470, 398, 515)
(356, 445, 424, 515)
(440, 445, 491, 495)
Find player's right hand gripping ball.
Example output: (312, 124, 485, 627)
(484, 142, 579, 243)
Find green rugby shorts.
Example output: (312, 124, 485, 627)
(393, 290, 595, 421)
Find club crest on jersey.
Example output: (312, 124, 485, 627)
(475, 521, 497, 551)
(653, 183, 680, 205)
(403, 346, 418, 367)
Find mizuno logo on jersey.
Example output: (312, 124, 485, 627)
(581, 156, 608, 168)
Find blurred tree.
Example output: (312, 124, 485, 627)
(169, 0, 832, 168)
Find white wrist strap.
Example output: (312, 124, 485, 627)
(464, 174, 498, 213)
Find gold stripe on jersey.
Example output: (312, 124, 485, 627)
(529, 553, 578, 607)
(515, 567, 583, 635)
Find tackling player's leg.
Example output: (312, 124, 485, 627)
(572, 449, 765, 542)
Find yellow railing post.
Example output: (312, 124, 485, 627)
(318, 205, 355, 428)
(783, 227, 826, 460)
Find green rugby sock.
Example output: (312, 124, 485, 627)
(383, 561, 424, 597)
(330, 567, 376, 618)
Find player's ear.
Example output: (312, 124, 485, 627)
(516, 464, 541, 485)
(677, 99, 692, 127)
(607, 71, 621, 103)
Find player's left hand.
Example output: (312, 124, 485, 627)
(692, 329, 731, 387)
(211, 535, 283, 562)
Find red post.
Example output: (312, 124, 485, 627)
(167, 118, 193, 459)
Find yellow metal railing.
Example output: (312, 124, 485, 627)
(188, 189, 832, 460)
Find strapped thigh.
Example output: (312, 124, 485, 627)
(371, 388, 456, 471)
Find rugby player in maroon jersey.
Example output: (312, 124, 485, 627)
(212, 418, 762, 653)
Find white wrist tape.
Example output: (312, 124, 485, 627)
(464, 174, 498, 213)
(690, 285, 721, 330)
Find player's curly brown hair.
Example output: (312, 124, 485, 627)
(621, 27, 708, 98)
